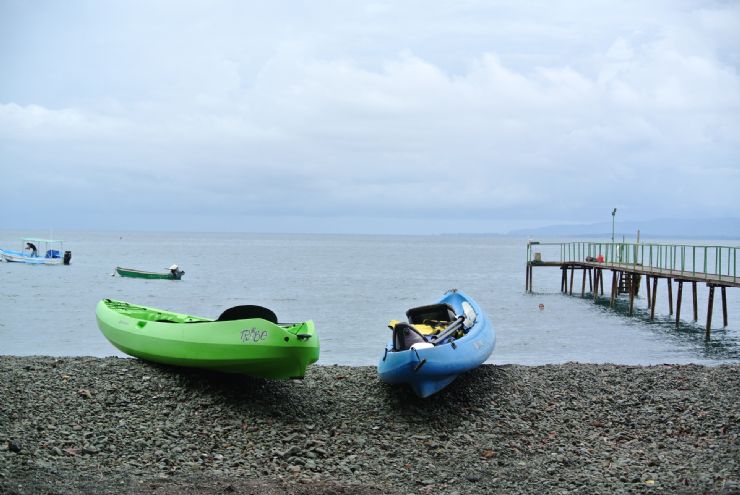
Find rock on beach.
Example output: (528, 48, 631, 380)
(0, 356, 738, 494)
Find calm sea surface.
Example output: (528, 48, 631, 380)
(1, 230, 738, 365)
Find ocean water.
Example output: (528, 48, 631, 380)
(1, 230, 738, 365)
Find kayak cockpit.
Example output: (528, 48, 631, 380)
(102, 299, 209, 323)
(101, 299, 309, 335)
(388, 302, 477, 351)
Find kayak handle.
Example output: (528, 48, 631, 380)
(413, 359, 427, 372)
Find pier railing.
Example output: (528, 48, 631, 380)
(527, 241, 738, 284)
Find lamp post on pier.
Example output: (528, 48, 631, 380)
(611, 208, 617, 243)
(611, 208, 617, 262)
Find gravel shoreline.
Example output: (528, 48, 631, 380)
(1, 357, 738, 494)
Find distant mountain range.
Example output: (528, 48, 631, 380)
(508, 217, 740, 241)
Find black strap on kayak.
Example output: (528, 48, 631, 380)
(411, 347, 427, 372)
(217, 305, 278, 323)
(429, 316, 465, 345)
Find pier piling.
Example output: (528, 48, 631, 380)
(561, 266, 567, 293)
(610, 271, 617, 307)
(650, 276, 658, 320)
(581, 268, 587, 297)
(569, 266, 575, 295)
(707, 285, 715, 339)
(676, 280, 684, 329)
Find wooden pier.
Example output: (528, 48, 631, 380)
(525, 241, 739, 339)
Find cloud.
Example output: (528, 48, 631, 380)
(1, 1, 739, 232)
(0, 103, 128, 140)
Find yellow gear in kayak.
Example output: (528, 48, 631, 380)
(387, 319, 446, 336)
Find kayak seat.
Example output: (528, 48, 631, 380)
(406, 304, 457, 325)
(392, 322, 427, 351)
(217, 305, 278, 324)
(388, 319, 442, 336)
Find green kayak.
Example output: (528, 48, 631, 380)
(95, 299, 319, 379)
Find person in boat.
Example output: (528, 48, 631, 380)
(25, 242, 38, 257)
(169, 264, 180, 277)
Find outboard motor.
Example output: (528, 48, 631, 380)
(63, 251, 72, 265)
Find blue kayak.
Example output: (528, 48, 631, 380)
(377, 289, 495, 398)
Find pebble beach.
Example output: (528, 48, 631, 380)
(1, 357, 738, 494)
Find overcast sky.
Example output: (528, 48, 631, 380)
(1, 1, 739, 234)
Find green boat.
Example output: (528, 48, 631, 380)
(115, 265, 184, 280)
(95, 299, 319, 379)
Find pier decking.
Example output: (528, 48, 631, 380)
(526, 241, 738, 339)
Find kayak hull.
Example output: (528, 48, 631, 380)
(96, 299, 319, 379)
(377, 290, 495, 397)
